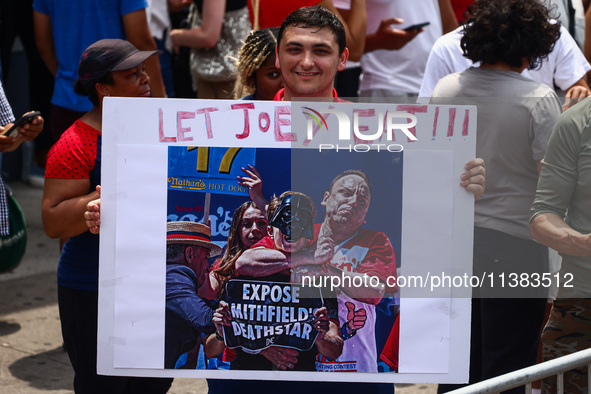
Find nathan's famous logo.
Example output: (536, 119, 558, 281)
(168, 177, 207, 191)
(302, 106, 416, 152)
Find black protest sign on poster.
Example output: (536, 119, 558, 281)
(223, 279, 325, 352)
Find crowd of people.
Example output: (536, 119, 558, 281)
(5, 0, 590, 167)
(0, 0, 589, 393)
(77, 4, 481, 394)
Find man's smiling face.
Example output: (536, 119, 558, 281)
(276, 25, 348, 100)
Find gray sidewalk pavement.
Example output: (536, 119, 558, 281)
(0, 181, 435, 394)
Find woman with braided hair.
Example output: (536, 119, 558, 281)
(233, 27, 284, 100)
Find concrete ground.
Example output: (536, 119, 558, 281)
(0, 181, 436, 394)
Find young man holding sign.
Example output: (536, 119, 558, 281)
(228, 5, 485, 391)
(235, 7, 483, 376)
(83, 5, 484, 392)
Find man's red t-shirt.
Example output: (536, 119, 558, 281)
(273, 87, 346, 102)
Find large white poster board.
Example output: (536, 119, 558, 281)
(98, 97, 475, 383)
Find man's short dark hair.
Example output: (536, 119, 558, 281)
(166, 243, 188, 262)
(278, 5, 346, 55)
(461, 0, 560, 70)
(327, 170, 372, 199)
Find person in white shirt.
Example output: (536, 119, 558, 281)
(333, 0, 457, 97)
(419, 22, 591, 108)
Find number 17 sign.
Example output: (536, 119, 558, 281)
(167, 147, 256, 196)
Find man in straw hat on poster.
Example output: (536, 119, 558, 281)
(164, 221, 222, 369)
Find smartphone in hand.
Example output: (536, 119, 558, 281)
(403, 22, 430, 32)
(2, 111, 41, 138)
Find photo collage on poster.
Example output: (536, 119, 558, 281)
(165, 146, 402, 374)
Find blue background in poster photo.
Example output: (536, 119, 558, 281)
(167, 147, 291, 245)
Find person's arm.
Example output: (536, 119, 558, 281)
(168, 267, 216, 331)
(530, 98, 583, 254)
(235, 247, 292, 276)
(169, 0, 225, 50)
(203, 333, 225, 358)
(42, 178, 99, 239)
(237, 165, 268, 217)
(563, 77, 591, 110)
(313, 307, 343, 360)
(295, 229, 395, 303)
(438, 0, 459, 34)
(123, 9, 167, 97)
(33, 10, 58, 76)
(363, 18, 421, 54)
(235, 244, 331, 277)
(0, 134, 17, 153)
(0, 113, 44, 153)
(198, 270, 221, 300)
(325, 265, 385, 304)
(324, 0, 366, 61)
(291, 260, 386, 304)
(530, 213, 591, 257)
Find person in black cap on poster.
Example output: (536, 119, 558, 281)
(41, 39, 173, 394)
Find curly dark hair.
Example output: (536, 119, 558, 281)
(278, 5, 346, 55)
(461, 0, 560, 70)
